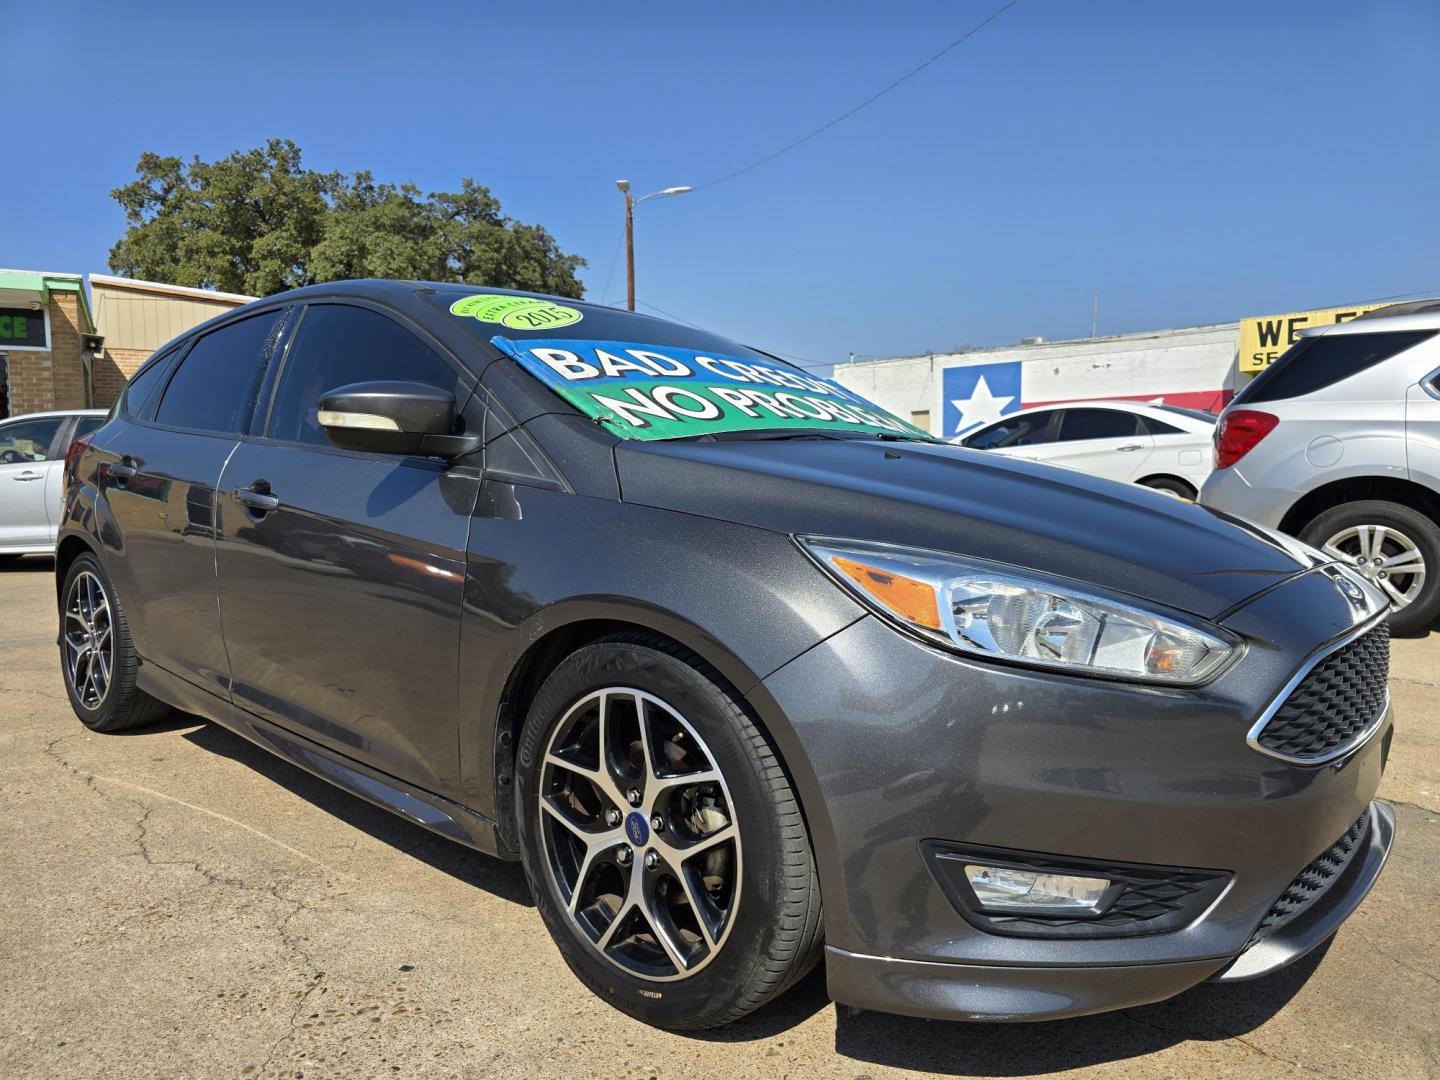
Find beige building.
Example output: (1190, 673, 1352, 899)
(89, 275, 254, 406)
(0, 270, 253, 418)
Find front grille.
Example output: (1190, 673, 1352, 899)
(1248, 811, 1370, 947)
(924, 843, 1230, 940)
(1253, 622, 1389, 764)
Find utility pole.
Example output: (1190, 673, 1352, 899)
(1091, 291, 1099, 338)
(615, 180, 692, 312)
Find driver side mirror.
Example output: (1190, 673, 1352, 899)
(317, 381, 479, 458)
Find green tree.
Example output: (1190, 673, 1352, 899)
(109, 140, 586, 298)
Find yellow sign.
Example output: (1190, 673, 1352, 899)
(1239, 303, 1389, 372)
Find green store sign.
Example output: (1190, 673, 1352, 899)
(0, 308, 46, 349)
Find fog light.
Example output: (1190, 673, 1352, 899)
(964, 864, 1112, 914)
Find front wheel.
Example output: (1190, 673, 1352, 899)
(514, 634, 823, 1029)
(1300, 500, 1440, 635)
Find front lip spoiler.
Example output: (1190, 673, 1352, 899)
(1210, 799, 1395, 983)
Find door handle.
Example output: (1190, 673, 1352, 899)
(1117, 444, 1143, 452)
(109, 461, 137, 484)
(231, 485, 280, 513)
(15, 470, 44, 481)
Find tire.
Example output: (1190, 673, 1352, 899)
(514, 633, 823, 1029)
(1299, 500, 1440, 636)
(59, 552, 171, 732)
(1139, 476, 1196, 500)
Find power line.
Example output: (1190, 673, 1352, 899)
(692, 0, 1019, 193)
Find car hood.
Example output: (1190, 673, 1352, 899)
(615, 437, 1318, 620)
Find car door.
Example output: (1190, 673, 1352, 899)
(1137, 413, 1213, 487)
(1041, 408, 1155, 482)
(214, 302, 481, 791)
(0, 414, 69, 549)
(98, 310, 289, 696)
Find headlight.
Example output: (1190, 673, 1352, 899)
(799, 537, 1240, 685)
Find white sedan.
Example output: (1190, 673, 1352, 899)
(0, 409, 108, 560)
(957, 400, 1217, 498)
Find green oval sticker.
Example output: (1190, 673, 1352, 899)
(450, 294, 582, 330)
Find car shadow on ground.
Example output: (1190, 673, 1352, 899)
(0, 554, 54, 573)
(694, 937, 1332, 1074)
(178, 720, 533, 907)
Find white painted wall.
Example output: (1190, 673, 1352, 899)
(834, 322, 1241, 436)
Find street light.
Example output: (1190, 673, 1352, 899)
(616, 179, 692, 312)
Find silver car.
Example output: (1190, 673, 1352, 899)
(0, 409, 108, 560)
(1201, 301, 1440, 633)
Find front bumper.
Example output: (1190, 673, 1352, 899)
(823, 801, 1394, 1021)
(754, 569, 1393, 1022)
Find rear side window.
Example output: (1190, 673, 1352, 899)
(1057, 409, 1140, 441)
(73, 416, 105, 441)
(155, 312, 283, 434)
(964, 412, 1055, 449)
(1234, 330, 1436, 405)
(1137, 416, 1184, 436)
(122, 351, 175, 417)
(266, 304, 460, 446)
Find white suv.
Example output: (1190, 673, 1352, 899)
(1200, 301, 1440, 633)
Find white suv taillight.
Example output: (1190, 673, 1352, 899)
(1214, 410, 1278, 469)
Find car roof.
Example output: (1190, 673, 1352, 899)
(2, 409, 107, 420)
(1305, 304, 1440, 337)
(985, 400, 1212, 423)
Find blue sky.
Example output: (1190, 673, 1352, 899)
(5, 0, 1437, 369)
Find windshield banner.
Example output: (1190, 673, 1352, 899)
(492, 337, 929, 441)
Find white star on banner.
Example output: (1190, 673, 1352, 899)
(950, 375, 1016, 436)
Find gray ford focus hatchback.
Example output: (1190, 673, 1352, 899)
(58, 281, 1395, 1029)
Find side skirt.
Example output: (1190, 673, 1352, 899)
(136, 659, 508, 859)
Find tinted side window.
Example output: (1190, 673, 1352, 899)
(1057, 409, 1140, 441)
(1137, 416, 1184, 436)
(1234, 330, 1436, 405)
(267, 305, 460, 446)
(964, 412, 1054, 449)
(73, 416, 105, 441)
(0, 416, 66, 462)
(122, 351, 176, 417)
(155, 313, 282, 434)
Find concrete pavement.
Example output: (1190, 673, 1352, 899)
(1, 556, 1436, 1079)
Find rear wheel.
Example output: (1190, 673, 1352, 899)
(1300, 500, 1440, 635)
(515, 634, 822, 1029)
(1139, 476, 1196, 500)
(60, 553, 171, 731)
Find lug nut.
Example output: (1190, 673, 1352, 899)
(626, 788, 642, 806)
(650, 815, 664, 833)
(616, 845, 632, 865)
(605, 808, 621, 827)
(644, 850, 660, 870)
(1379, 571, 1388, 579)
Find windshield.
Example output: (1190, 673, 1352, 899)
(431, 291, 935, 443)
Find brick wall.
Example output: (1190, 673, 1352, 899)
(95, 346, 151, 408)
(48, 292, 90, 410)
(0, 292, 96, 416)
